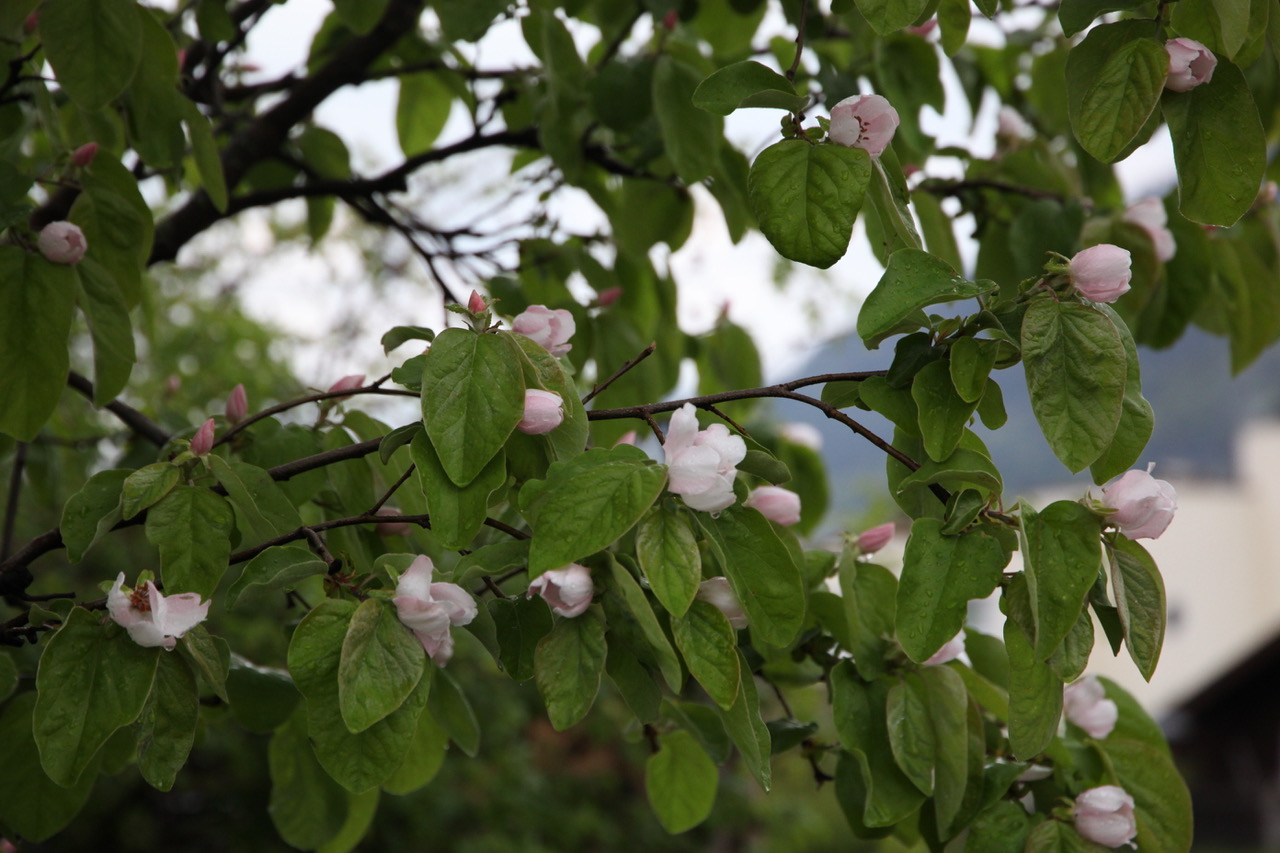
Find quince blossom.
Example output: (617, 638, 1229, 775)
(856, 522, 895, 555)
(393, 555, 477, 666)
(829, 94, 900, 158)
(743, 486, 801, 525)
(1069, 244, 1131, 303)
(1102, 466, 1177, 540)
(512, 305, 575, 356)
(697, 577, 748, 629)
(107, 573, 209, 650)
(663, 403, 746, 513)
(1164, 38, 1216, 93)
(527, 564, 594, 618)
(1063, 675, 1118, 739)
(1123, 198, 1176, 262)
(37, 221, 88, 265)
(1074, 785, 1138, 848)
(924, 630, 965, 665)
(517, 389, 565, 435)
(226, 384, 248, 424)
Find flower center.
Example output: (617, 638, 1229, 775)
(129, 587, 151, 612)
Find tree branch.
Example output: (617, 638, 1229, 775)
(66, 372, 171, 447)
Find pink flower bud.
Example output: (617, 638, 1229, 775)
(924, 630, 965, 665)
(467, 289, 487, 313)
(1165, 37, 1216, 93)
(517, 389, 565, 435)
(697, 577, 748, 629)
(662, 9, 678, 30)
(906, 18, 937, 36)
(828, 94, 900, 158)
(597, 286, 623, 307)
(743, 485, 802, 525)
(856, 522, 895, 555)
(1123, 198, 1176, 263)
(36, 221, 88, 265)
(528, 564, 594, 618)
(23, 12, 38, 34)
(1068, 244, 1131, 303)
(72, 142, 99, 167)
(190, 418, 216, 456)
(394, 556, 477, 666)
(375, 508, 412, 537)
(225, 384, 248, 424)
(614, 430, 638, 446)
(328, 374, 365, 395)
(1074, 786, 1138, 848)
(1102, 466, 1176, 540)
(1063, 675, 1118, 739)
(512, 305, 575, 356)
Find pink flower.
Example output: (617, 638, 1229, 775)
(924, 630, 965, 665)
(328, 374, 365, 394)
(1123, 198, 1176, 262)
(614, 431, 638, 446)
(517, 389, 565, 435)
(37, 221, 87, 265)
(72, 142, 99, 167)
(467, 290, 487, 313)
(1165, 38, 1216, 93)
(663, 403, 746, 513)
(225, 384, 248, 424)
(512, 305, 575, 356)
(696, 577, 748, 629)
(1069, 244, 1131, 302)
(375, 508, 412, 537)
(597, 286, 623, 307)
(1074, 785, 1138, 848)
(1064, 675, 1118, 738)
(1102, 466, 1177, 540)
(107, 573, 209, 650)
(190, 418, 216, 456)
(528, 564, 594, 618)
(906, 18, 937, 37)
(856, 522, 895, 555)
(829, 94, 900, 158)
(744, 485, 801, 525)
(392, 556, 477, 666)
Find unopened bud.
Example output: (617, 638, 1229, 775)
(468, 290, 487, 313)
(328, 374, 365, 395)
(856, 522, 895, 555)
(190, 418, 216, 456)
(225, 384, 248, 424)
(597, 286, 623, 307)
(662, 9, 678, 30)
(72, 142, 99, 167)
(375, 508, 413, 537)
(37, 221, 88, 265)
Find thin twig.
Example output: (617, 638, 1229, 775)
(217, 385, 414, 446)
(702, 403, 749, 439)
(582, 343, 656, 405)
(786, 0, 809, 83)
(1, 443, 27, 561)
(367, 465, 416, 515)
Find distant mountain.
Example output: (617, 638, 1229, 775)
(785, 326, 1280, 523)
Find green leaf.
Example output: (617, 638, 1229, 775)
(209, 456, 304, 546)
(421, 328, 526, 487)
(607, 642, 663, 723)
(176, 624, 230, 701)
(125, 11, 184, 170)
(411, 431, 505, 550)
(396, 72, 452, 155)
(427, 667, 481, 757)
(287, 600, 430, 792)
(692, 60, 807, 115)
(381, 325, 435, 353)
(527, 455, 666, 577)
(490, 595, 553, 682)
(0, 652, 15, 702)
(1066, 22, 1168, 163)
(75, 257, 135, 403)
(1171, 0, 1251, 59)
(1163, 57, 1266, 226)
(653, 55, 723, 183)
(61, 468, 129, 562)
(747, 139, 871, 269)
(839, 559, 897, 680)
(0, 693, 98, 841)
(897, 519, 1006, 663)
(607, 556, 683, 692)
(70, 155, 153, 306)
(949, 336, 999, 404)
(636, 503, 702, 618)
(435, 0, 507, 41)
(228, 545, 329, 608)
(137, 651, 199, 791)
(886, 673, 935, 795)
(830, 661, 924, 825)
(1021, 300, 1127, 473)
(858, 249, 997, 347)
(268, 710, 349, 850)
(1089, 306, 1153, 483)
(1100, 737, 1193, 853)
(646, 729, 719, 833)
(1020, 500, 1102, 659)
(938, 0, 971, 55)
(338, 598, 427, 734)
(921, 665, 973, 836)
(1107, 537, 1166, 681)
(913, 359, 978, 462)
(854, 0, 932, 34)
(1003, 618, 1063, 760)
(534, 609, 607, 730)
(673, 599, 740, 710)
(717, 651, 772, 791)
(181, 99, 228, 213)
(226, 657, 300, 733)
(39, 0, 142, 110)
(144, 486, 234, 599)
(507, 330, 590, 464)
(1024, 818, 1107, 851)
(121, 462, 181, 520)
(1058, 0, 1148, 37)
(380, 707, 448, 795)
(34, 607, 159, 786)
(317, 788, 380, 853)
(0, 248, 77, 440)
(332, 0, 387, 33)
(701, 506, 806, 649)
